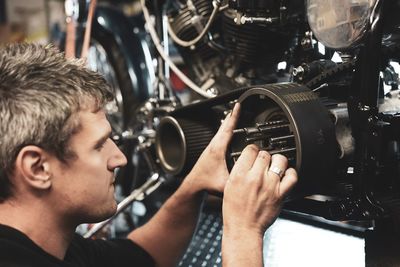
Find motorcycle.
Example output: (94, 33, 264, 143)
(61, 0, 400, 265)
(153, 0, 400, 223)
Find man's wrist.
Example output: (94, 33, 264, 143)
(170, 174, 204, 205)
(222, 227, 264, 266)
(223, 225, 264, 243)
(182, 171, 206, 194)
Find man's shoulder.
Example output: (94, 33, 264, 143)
(0, 224, 64, 267)
(66, 234, 155, 267)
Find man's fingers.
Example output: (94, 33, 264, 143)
(225, 102, 240, 131)
(250, 150, 271, 178)
(279, 168, 298, 197)
(230, 144, 259, 179)
(265, 154, 288, 183)
(212, 103, 240, 148)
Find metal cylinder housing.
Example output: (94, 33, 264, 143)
(155, 116, 216, 176)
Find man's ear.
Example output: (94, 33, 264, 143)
(15, 146, 52, 190)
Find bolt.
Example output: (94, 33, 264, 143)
(359, 104, 370, 111)
(292, 66, 304, 77)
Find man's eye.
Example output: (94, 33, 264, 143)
(95, 144, 104, 151)
(95, 140, 107, 151)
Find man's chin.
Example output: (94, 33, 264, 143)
(85, 202, 118, 224)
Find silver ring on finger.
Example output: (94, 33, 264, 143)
(268, 166, 284, 178)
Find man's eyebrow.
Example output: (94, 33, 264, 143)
(94, 129, 112, 148)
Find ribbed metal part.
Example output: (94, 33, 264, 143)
(236, 83, 337, 196)
(171, 0, 211, 35)
(156, 116, 216, 176)
(169, 0, 217, 61)
(222, 9, 269, 65)
(178, 119, 216, 175)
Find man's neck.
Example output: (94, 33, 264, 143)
(0, 199, 75, 260)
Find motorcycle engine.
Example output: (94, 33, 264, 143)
(167, 0, 308, 94)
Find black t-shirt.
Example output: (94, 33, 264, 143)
(0, 224, 155, 267)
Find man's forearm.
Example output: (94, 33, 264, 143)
(128, 176, 204, 267)
(222, 229, 263, 267)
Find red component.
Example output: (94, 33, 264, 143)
(170, 70, 187, 92)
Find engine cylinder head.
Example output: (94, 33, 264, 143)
(168, 0, 217, 61)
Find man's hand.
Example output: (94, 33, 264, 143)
(185, 103, 240, 194)
(222, 145, 297, 267)
(223, 145, 297, 234)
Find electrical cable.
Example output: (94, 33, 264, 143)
(140, 0, 215, 98)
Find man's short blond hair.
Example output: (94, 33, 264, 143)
(0, 43, 114, 201)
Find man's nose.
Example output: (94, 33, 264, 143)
(108, 140, 128, 169)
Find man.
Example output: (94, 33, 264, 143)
(0, 43, 297, 267)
